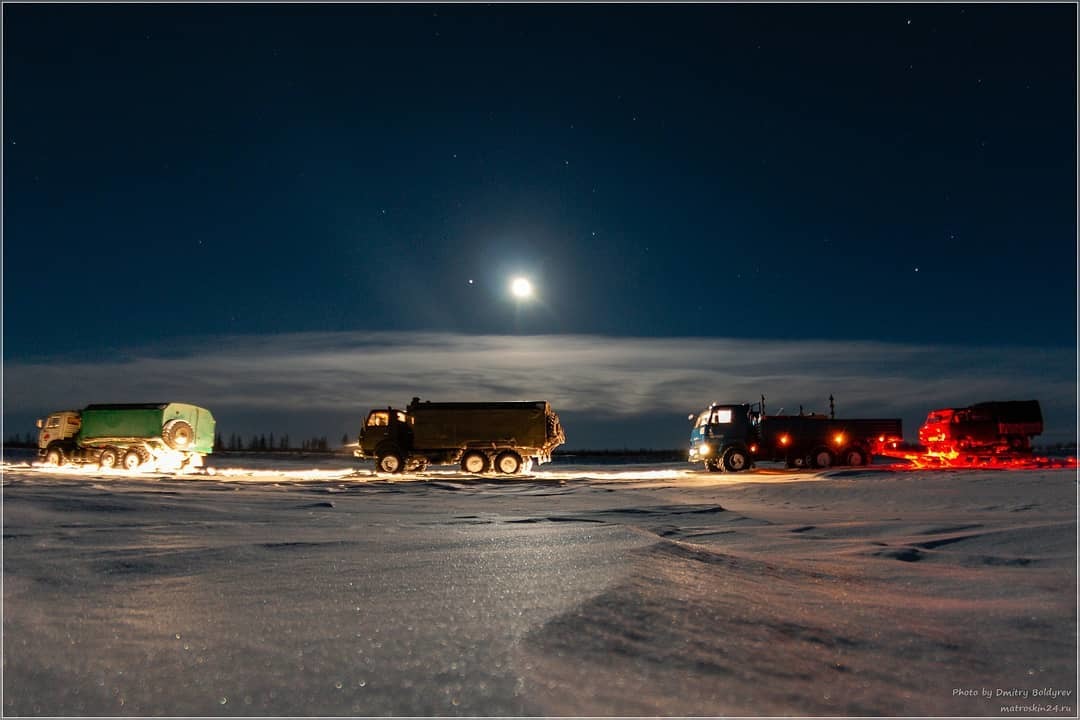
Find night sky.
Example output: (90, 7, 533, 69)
(4, 3, 1077, 448)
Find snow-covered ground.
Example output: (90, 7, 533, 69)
(3, 450, 1076, 716)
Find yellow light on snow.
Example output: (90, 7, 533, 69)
(511, 276, 533, 299)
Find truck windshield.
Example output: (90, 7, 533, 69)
(46, 416, 62, 429)
(367, 412, 389, 427)
(710, 409, 733, 424)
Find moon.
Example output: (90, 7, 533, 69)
(510, 276, 533, 299)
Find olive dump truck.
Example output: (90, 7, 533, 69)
(355, 397, 566, 474)
(688, 400, 903, 472)
(37, 403, 216, 471)
(918, 400, 1043, 456)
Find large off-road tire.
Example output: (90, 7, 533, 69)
(461, 451, 489, 474)
(163, 420, 195, 450)
(99, 447, 119, 469)
(122, 449, 144, 470)
(44, 446, 65, 467)
(723, 447, 750, 472)
(376, 448, 404, 474)
(810, 447, 834, 469)
(495, 451, 523, 475)
(843, 447, 869, 467)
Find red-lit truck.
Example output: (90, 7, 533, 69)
(918, 400, 1043, 456)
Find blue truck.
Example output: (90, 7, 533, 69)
(688, 399, 902, 472)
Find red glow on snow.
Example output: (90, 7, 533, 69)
(879, 444, 1076, 471)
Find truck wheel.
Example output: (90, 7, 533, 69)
(44, 446, 64, 467)
(843, 447, 869, 466)
(377, 451, 404, 474)
(810, 447, 834, 469)
(122, 449, 143, 470)
(723, 448, 749, 472)
(99, 448, 119, 469)
(163, 420, 195, 450)
(495, 451, 523, 475)
(461, 451, 488, 474)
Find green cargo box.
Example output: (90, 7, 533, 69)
(80, 403, 216, 454)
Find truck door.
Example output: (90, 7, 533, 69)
(39, 414, 64, 449)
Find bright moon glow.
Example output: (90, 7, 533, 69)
(511, 276, 533, 299)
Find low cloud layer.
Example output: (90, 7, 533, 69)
(5, 332, 1076, 448)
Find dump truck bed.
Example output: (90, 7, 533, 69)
(408, 401, 556, 452)
(79, 403, 216, 454)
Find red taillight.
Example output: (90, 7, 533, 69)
(778, 434, 790, 446)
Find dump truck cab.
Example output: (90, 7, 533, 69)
(37, 411, 81, 452)
(357, 408, 413, 472)
(918, 408, 955, 450)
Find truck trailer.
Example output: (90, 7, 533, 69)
(918, 400, 1043, 456)
(688, 400, 903, 472)
(355, 397, 566, 474)
(37, 403, 216, 471)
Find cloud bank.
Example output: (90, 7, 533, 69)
(4, 332, 1076, 448)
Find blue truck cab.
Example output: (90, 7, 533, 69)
(688, 402, 760, 472)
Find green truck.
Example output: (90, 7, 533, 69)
(37, 403, 216, 471)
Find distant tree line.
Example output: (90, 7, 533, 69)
(215, 432, 352, 453)
(5, 433, 36, 448)
(554, 448, 686, 461)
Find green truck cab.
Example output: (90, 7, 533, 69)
(37, 403, 215, 471)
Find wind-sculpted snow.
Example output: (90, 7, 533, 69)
(2, 454, 1075, 715)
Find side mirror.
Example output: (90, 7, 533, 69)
(687, 413, 695, 422)
(36, 419, 43, 429)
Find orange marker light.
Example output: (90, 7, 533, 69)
(779, 434, 790, 446)
(834, 433, 845, 445)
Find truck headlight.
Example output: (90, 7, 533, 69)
(699, 443, 712, 457)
